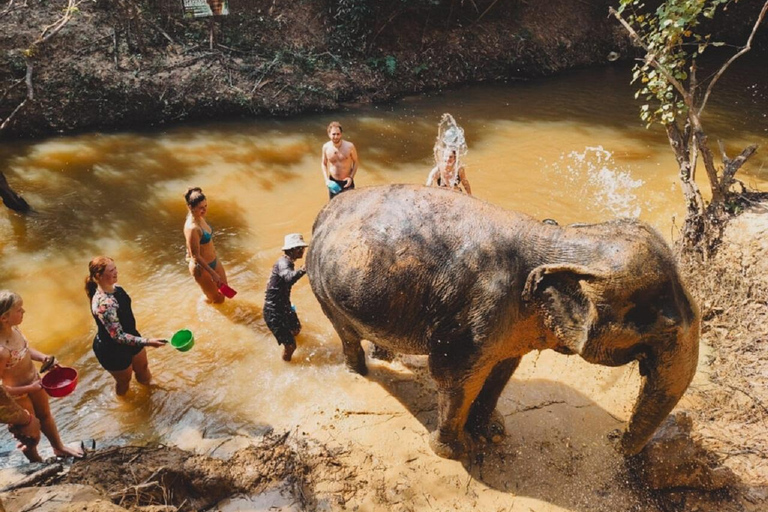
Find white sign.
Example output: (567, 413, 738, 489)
(183, 0, 229, 18)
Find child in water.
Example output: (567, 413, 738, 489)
(264, 234, 308, 361)
(0, 291, 82, 461)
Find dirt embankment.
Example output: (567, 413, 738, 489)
(1, 1, 765, 139)
(0, 0, 636, 138)
(0, 0, 673, 138)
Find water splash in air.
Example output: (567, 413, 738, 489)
(433, 113, 468, 188)
(547, 146, 646, 218)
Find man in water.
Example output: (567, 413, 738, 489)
(321, 121, 359, 200)
(264, 233, 308, 362)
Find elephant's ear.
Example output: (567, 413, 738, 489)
(522, 264, 605, 353)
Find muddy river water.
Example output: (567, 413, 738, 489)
(1, 58, 767, 489)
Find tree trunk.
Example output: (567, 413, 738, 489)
(665, 123, 707, 250)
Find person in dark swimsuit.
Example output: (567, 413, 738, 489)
(86, 257, 167, 396)
(264, 234, 308, 362)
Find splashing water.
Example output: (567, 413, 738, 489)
(546, 146, 646, 218)
(433, 113, 468, 188)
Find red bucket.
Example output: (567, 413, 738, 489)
(218, 284, 237, 298)
(41, 366, 78, 398)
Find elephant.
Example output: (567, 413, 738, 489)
(306, 184, 700, 460)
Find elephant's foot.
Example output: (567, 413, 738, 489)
(429, 430, 468, 460)
(369, 343, 395, 362)
(343, 344, 368, 376)
(468, 409, 507, 444)
(345, 358, 368, 376)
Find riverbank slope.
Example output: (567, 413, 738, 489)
(0, 0, 763, 139)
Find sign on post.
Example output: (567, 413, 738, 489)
(182, 0, 229, 18)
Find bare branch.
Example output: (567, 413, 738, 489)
(0, 98, 27, 131)
(0, 78, 24, 104)
(39, 0, 83, 45)
(476, 0, 501, 23)
(721, 144, 758, 193)
(698, 0, 768, 115)
(24, 57, 33, 100)
(0, 0, 15, 19)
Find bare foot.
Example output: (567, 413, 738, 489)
(54, 444, 84, 459)
(282, 343, 296, 362)
(20, 445, 43, 463)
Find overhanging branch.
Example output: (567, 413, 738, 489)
(698, 0, 768, 116)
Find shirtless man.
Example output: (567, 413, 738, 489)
(321, 121, 359, 200)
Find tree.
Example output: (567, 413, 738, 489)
(610, 0, 768, 254)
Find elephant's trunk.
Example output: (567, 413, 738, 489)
(620, 322, 700, 455)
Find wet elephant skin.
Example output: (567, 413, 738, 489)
(307, 184, 700, 460)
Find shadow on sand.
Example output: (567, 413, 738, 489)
(364, 355, 747, 512)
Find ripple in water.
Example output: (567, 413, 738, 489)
(545, 146, 646, 219)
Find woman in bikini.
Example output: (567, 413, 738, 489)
(86, 257, 167, 396)
(0, 290, 82, 461)
(184, 187, 229, 303)
(425, 150, 472, 195)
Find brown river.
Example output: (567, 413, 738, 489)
(1, 59, 767, 508)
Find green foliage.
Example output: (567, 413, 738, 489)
(617, 0, 731, 127)
(412, 63, 429, 76)
(366, 55, 397, 76)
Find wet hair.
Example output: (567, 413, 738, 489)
(0, 290, 21, 320)
(185, 187, 206, 209)
(327, 121, 342, 134)
(85, 256, 114, 300)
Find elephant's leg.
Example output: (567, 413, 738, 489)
(467, 356, 521, 442)
(320, 304, 368, 375)
(338, 325, 367, 376)
(427, 351, 494, 460)
(619, 335, 699, 455)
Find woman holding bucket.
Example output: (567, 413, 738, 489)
(0, 290, 82, 461)
(85, 257, 167, 396)
(183, 187, 231, 303)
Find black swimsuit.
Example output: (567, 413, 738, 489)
(91, 287, 143, 372)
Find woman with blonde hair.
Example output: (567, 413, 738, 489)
(0, 290, 82, 461)
(86, 257, 167, 396)
(183, 187, 229, 303)
(425, 113, 472, 195)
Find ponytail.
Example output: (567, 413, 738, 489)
(85, 256, 113, 300)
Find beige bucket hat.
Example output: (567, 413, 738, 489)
(282, 233, 308, 251)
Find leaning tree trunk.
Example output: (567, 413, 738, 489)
(0, 171, 31, 213)
(665, 123, 706, 250)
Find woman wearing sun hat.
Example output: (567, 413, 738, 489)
(264, 234, 308, 362)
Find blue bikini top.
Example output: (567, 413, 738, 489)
(200, 226, 212, 244)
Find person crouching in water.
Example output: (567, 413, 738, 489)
(264, 234, 308, 362)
